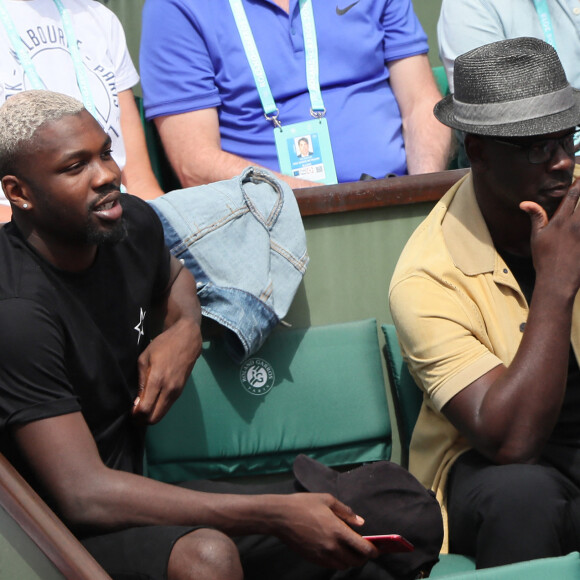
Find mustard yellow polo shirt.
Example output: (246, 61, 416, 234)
(389, 170, 580, 551)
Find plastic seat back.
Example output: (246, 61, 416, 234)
(381, 324, 422, 468)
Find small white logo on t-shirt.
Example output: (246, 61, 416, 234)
(134, 308, 146, 344)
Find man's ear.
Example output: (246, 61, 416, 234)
(1, 175, 32, 211)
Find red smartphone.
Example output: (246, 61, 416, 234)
(363, 534, 415, 554)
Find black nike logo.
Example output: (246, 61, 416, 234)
(336, 0, 360, 15)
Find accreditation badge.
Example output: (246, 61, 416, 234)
(274, 118, 338, 185)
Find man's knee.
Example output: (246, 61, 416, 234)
(451, 454, 567, 519)
(167, 528, 243, 580)
(449, 459, 574, 565)
(478, 463, 566, 516)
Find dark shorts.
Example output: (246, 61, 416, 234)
(79, 479, 298, 580)
(81, 524, 198, 580)
(80, 479, 396, 580)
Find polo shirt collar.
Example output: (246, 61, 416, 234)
(440, 171, 580, 354)
(441, 172, 497, 276)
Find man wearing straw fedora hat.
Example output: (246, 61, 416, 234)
(390, 36, 580, 568)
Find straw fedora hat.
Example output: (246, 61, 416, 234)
(434, 37, 580, 137)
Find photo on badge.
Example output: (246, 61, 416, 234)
(274, 119, 337, 185)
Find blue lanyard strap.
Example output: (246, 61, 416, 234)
(0, 0, 97, 118)
(533, 0, 557, 50)
(0, 0, 44, 89)
(299, 0, 325, 116)
(52, 0, 97, 118)
(228, 0, 279, 124)
(229, 0, 326, 126)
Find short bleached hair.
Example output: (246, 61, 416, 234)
(0, 90, 85, 176)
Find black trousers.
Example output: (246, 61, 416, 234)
(447, 447, 580, 568)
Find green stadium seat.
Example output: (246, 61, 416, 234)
(435, 552, 580, 579)
(381, 323, 476, 574)
(146, 318, 392, 482)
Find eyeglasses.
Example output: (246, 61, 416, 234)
(491, 130, 578, 164)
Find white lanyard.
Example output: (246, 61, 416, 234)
(229, 0, 326, 127)
(0, 0, 97, 118)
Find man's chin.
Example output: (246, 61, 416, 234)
(86, 218, 127, 246)
(539, 192, 568, 220)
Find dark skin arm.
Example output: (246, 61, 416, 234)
(11, 257, 378, 569)
(443, 181, 580, 464)
(132, 256, 202, 424)
(13, 411, 378, 569)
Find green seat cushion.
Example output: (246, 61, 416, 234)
(435, 552, 580, 579)
(430, 554, 476, 577)
(146, 319, 392, 482)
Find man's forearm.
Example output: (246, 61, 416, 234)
(155, 111, 320, 190)
(118, 90, 165, 200)
(388, 54, 453, 174)
(61, 462, 376, 569)
(173, 146, 319, 190)
(65, 464, 284, 533)
(15, 410, 372, 567)
(466, 282, 574, 463)
(403, 114, 453, 175)
(132, 263, 202, 424)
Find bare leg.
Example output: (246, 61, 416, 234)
(168, 528, 243, 580)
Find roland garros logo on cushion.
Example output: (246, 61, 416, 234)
(240, 358, 275, 396)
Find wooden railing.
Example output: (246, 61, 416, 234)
(294, 168, 468, 216)
(0, 453, 110, 579)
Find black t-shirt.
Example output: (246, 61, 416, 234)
(500, 249, 580, 446)
(0, 195, 171, 486)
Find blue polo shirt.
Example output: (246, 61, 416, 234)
(140, 0, 429, 182)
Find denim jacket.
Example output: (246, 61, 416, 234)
(150, 167, 309, 362)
